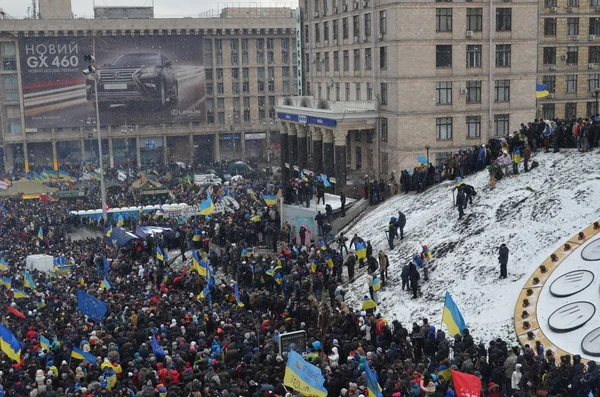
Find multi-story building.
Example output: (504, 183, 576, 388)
(538, 0, 600, 119)
(276, 0, 538, 191)
(0, 3, 296, 171)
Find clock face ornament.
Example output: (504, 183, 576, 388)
(515, 223, 600, 361)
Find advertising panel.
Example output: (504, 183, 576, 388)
(20, 34, 205, 130)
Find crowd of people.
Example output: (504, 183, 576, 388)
(0, 116, 598, 397)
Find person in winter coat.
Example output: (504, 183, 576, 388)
(498, 243, 509, 279)
(503, 347, 519, 394)
(378, 251, 389, 284)
(397, 210, 407, 240)
(522, 142, 532, 172)
(346, 252, 356, 280)
(511, 363, 522, 396)
(498, 150, 512, 176)
(409, 263, 420, 299)
(401, 263, 410, 291)
(462, 184, 476, 208)
(455, 186, 465, 219)
(328, 346, 340, 369)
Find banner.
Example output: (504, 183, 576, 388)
(283, 350, 327, 397)
(451, 370, 482, 397)
(20, 34, 205, 130)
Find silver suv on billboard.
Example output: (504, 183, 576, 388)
(86, 53, 178, 110)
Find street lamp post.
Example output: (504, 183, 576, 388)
(594, 89, 600, 117)
(84, 55, 108, 221)
(425, 145, 430, 165)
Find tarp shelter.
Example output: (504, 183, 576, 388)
(0, 179, 57, 197)
(135, 225, 173, 240)
(105, 227, 140, 247)
(26, 254, 54, 273)
(131, 177, 168, 197)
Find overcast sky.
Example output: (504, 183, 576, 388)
(1, 0, 293, 19)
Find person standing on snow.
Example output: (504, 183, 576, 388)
(498, 243, 509, 279)
(462, 184, 477, 208)
(409, 263, 420, 299)
(397, 210, 406, 240)
(387, 218, 398, 250)
(456, 186, 466, 219)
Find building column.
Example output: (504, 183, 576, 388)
(163, 135, 168, 165)
(52, 141, 58, 170)
(108, 138, 114, 168)
(240, 130, 246, 161)
(297, 124, 307, 171)
(323, 129, 334, 178)
(135, 136, 141, 168)
(214, 133, 220, 164)
(189, 134, 194, 166)
(288, 123, 298, 176)
(23, 141, 29, 172)
(334, 129, 347, 188)
(80, 139, 85, 165)
(3, 144, 14, 172)
(311, 126, 323, 173)
(280, 122, 290, 182)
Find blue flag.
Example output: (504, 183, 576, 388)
(77, 289, 108, 322)
(102, 256, 110, 278)
(151, 335, 165, 357)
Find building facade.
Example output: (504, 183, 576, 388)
(539, 0, 600, 119)
(276, 0, 538, 190)
(0, 6, 296, 171)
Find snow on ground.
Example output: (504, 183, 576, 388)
(342, 149, 600, 343)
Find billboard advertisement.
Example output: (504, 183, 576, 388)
(20, 35, 205, 131)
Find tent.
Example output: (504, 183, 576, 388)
(105, 227, 140, 247)
(131, 177, 169, 198)
(0, 179, 57, 197)
(135, 225, 173, 240)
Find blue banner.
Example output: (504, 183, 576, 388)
(277, 112, 337, 127)
(77, 289, 108, 322)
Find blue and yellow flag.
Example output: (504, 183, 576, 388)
(199, 192, 215, 215)
(247, 186, 257, 202)
(156, 245, 168, 262)
(536, 83, 549, 99)
(40, 335, 50, 351)
(13, 288, 29, 299)
(263, 194, 278, 206)
(442, 291, 467, 337)
(23, 271, 35, 289)
(191, 250, 210, 277)
(233, 282, 245, 307)
(0, 324, 21, 362)
(249, 215, 261, 222)
(38, 227, 44, 240)
(364, 359, 384, 397)
(325, 256, 334, 268)
(0, 277, 11, 289)
(100, 278, 111, 290)
(283, 350, 327, 397)
(273, 272, 282, 285)
(105, 224, 113, 238)
(72, 346, 97, 362)
(0, 258, 7, 271)
(355, 242, 367, 260)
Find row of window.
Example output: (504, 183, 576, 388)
(205, 48, 295, 67)
(315, 81, 377, 101)
(541, 102, 597, 121)
(312, 10, 387, 42)
(206, 67, 296, 81)
(544, 17, 600, 36)
(435, 80, 511, 104)
(313, 47, 387, 72)
(204, 38, 291, 52)
(206, 80, 293, 95)
(206, 97, 276, 124)
(436, 115, 510, 140)
(436, 8, 512, 32)
(544, 0, 600, 8)
(436, 44, 511, 68)
(541, 73, 600, 93)
(543, 46, 600, 65)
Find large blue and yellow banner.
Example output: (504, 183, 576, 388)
(283, 350, 327, 397)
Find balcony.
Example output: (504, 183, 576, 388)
(275, 96, 378, 125)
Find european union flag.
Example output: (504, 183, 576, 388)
(151, 334, 165, 357)
(77, 289, 108, 322)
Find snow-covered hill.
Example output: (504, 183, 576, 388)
(342, 149, 600, 343)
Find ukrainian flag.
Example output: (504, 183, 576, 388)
(199, 192, 215, 215)
(241, 248, 252, 257)
(273, 272, 282, 285)
(263, 195, 278, 206)
(37, 301, 46, 309)
(325, 256, 334, 268)
(191, 251, 210, 277)
(250, 215, 261, 222)
(310, 259, 317, 273)
(23, 271, 35, 289)
(156, 245, 168, 262)
(442, 291, 467, 337)
(38, 227, 44, 240)
(536, 83, 549, 99)
(0, 324, 22, 362)
(198, 283, 211, 299)
(72, 346, 96, 362)
(0, 277, 11, 288)
(40, 335, 50, 351)
(105, 224, 113, 237)
(0, 258, 7, 271)
(283, 350, 327, 397)
(365, 360, 384, 397)
(233, 283, 245, 307)
(355, 242, 367, 260)
(13, 288, 29, 299)
(100, 279, 111, 290)
(247, 187, 257, 202)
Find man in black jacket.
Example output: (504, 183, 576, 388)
(498, 243, 509, 279)
(456, 186, 466, 219)
(397, 210, 407, 240)
(462, 184, 477, 208)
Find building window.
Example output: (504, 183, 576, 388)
(436, 81, 452, 105)
(496, 8, 512, 31)
(315, 23, 321, 43)
(345, 83, 350, 100)
(2, 75, 19, 102)
(381, 117, 388, 142)
(496, 44, 511, 67)
(436, 8, 452, 32)
(588, 101, 597, 117)
(353, 15, 360, 37)
(334, 51, 340, 71)
(217, 98, 225, 109)
(335, 83, 340, 101)
(365, 48, 372, 69)
(545, 0, 557, 7)
(6, 106, 21, 134)
(591, 18, 600, 35)
(380, 47, 387, 69)
(355, 146, 362, 170)
(381, 152, 389, 176)
(566, 75, 578, 93)
(343, 50, 350, 71)
(590, 46, 600, 63)
(365, 13, 372, 36)
(495, 79, 510, 102)
(217, 83, 224, 95)
(206, 69, 213, 81)
(436, 117, 453, 140)
(343, 18, 349, 39)
(592, 0, 600, 6)
(466, 45, 482, 68)
(565, 102, 577, 119)
(567, 46, 578, 65)
(436, 45, 452, 68)
(380, 11, 387, 34)
(589, 74, 599, 91)
(567, 18, 579, 36)
(494, 114, 509, 137)
(367, 148, 374, 169)
(380, 82, 388, 105)
(216, 52, 223, 66)
(316, 53, 322, 72)
(543, 47, 556, 65)
(367, 82, 373, 100)
(207, 84, 213, 96)
(1, 42, 16, 71)
(216, 68, 224, 80)
(333, 19, 338, 40)
(356, 83, 361, 100)
(544, 18, 556, 36)
(568, 0, 579, 7)
(466, 80, 482, 103)
(324, 52, 330, 71)
(466, 116, 481, 138)
(354, 49, 361, 71)
(542, 104, 555, 120)
(324, 21, 329, 42)
(466, 8, 483, 32)
(543, 75, 556, 93)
